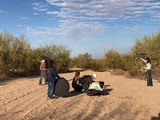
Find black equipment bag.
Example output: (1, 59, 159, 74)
(54, 78, 70, 97)
(79, 75, 91, 85)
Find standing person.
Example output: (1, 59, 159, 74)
(72, 71, 83, 91)
(46, 60, 60, 99)
(39, 60, 47, 85)
(140, 57, 153, 86)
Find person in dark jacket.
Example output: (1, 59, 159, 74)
(82, 73, 96, 93)
(46, 60, 60, 99)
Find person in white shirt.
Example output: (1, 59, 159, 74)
(140, 57, 153, 86)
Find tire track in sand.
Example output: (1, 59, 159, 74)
(0, 86, 47, 120)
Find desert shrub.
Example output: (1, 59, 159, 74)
(0, 31, 71, 76)
(104, 49, 121, 69)
(89, 59, 106, 72)
(111, 69, 127, 76)
(152, 66, 160, 80)
(24, 49, 42, 74)
(104, 50, 135, 71)
(130, 31, 160, 79)
(70, 57, 78, 68)
(71, 54, 106, 72)
(40, 44, 71, 73)
(71, 53, 92, 69)
(0, 31, 31, 75)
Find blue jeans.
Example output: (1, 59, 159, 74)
(47, 82, 55, 99)
(147, 70, 153, 86)
(83, 86, 89, 93)
(39, 70, 47, 85)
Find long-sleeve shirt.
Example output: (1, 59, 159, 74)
(89, 82, 103, 91)
(141, 58, 151, 70)
(46, 67, 60, 83)
(40, 63, 46, 70)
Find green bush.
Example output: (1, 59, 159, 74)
(89, 59, 106, 72)
(40, 44, 71, 73)
(104, 49, 120, 69)
(111, 69, 127, 76)
(71, 53, 92, 69)
(0, 31, 71, 76)
(130, 31, 160, 79)
(0, 31, 31, 75)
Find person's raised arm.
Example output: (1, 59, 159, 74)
(140, 58, 147, 63)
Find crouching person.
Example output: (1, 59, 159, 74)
(46, 60, 60, 99)
(72, 71, 83, 92)
(82, 73, 96, 93)
(87, 81, 104, 96)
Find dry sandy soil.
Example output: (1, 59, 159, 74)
(0, 68, 160, 120)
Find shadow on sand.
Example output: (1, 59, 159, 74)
(63, 90, 83, 98)
(64, 85, 113, 98)
(0, 77, 19, 86)
(103, 88, 113, 95)
(0, 76, 39, 86)
(151, 113, 160, 120)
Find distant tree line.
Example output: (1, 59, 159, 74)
(0, 30, 71, 76)
(71, 31, 160, 80)
(1, 30, 160, 80)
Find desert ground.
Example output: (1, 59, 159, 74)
(0, 69, 160, 120)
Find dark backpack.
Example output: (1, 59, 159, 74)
(79, 75, 91, 85)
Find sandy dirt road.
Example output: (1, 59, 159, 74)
(0, 69, 160, 120)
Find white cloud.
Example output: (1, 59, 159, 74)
(31, 2, 48, 12)
(152, 12, 160, 19)
(0, 10, 4, 13)
(20, 17, 28, 20)
(33, 13, 38, 16)
(31, 2, 48, 7)
(33, 7, 48, 11)
(0, 10, 8, 14)
(45, 0, 160, 21)
(27, 0, 160, 42)
(24, 21, 106, 42)
(17, 25, 22, 27)
(147, 5, 160, 9)
(47, 11, 59, 15)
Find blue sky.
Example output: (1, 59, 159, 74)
(0, 0, 160, 58)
